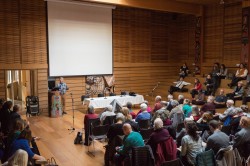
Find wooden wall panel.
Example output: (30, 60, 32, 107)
(37, 69, 48, 111)
(0, 70, 6, 99)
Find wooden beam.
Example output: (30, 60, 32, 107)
(0, 64, 48, 70)
(80, 0, 203, 16)
(242, 0, 250, 8)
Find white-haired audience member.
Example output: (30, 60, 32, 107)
(178, 94, 184, 104)
(169, 100, 181, 119)
(151, 101, 171, 126)
(186, 105, 201, 122)
(214, 89, 227, 108)
(135, 103, 151, 122)
(200, 96, 216, 114)
(2, 149, 28, 166)
(152, 96, 162, 114)
(84, 105, 98, 145)
(100, 105, 115, 124)
(218, 99, 236, 121)
(167, 94, 174, 111)
(136, 100, 151, 116)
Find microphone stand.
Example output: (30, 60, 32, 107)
(148, 82, 160, 98)
(68, 92, 75, 134)
(104, 87, 107, 99)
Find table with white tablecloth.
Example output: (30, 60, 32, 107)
(83, 95, 144, 108)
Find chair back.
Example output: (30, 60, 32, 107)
(91, 124, 109, 136)
(103, 115, 116, 125)
(160, 158, 183, 166)
(221, 125, 231, 135)
(139, 128, 154, 142)
(87, 118, 100, 134)
(131, 145, 155, 166)
(138, 119, 151, 129)
(196, 149, 216, 166)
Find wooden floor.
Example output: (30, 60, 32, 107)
(23, 111, 106, 166)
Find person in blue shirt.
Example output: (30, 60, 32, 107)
(135, 103, 151, 122)
(57, 77, 68, 114)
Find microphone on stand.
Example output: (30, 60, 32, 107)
(104, 87, 108, 99)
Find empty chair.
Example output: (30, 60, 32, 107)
(138, 119, 151, 129)
(139, 128, 154, 142)
(103, 115, 116, 125)
(161, 158, 183, 166)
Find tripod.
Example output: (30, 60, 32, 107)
(68, 92, 75, 134)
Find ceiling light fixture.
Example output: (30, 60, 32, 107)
(220, 0, 225, 4)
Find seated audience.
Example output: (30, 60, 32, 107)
(204, 74, 214, 95)
(147, 118, 176, 164)
(218, 99, 236, 121)
(193, 65, 200, 76)
(9, 104, 22, 131)
(211, 63, 220, 94)
(230, 107, 245, 135)
(241, 105, 250, 117)
(121, 107, 139, 131)
(135, 103, 151, 122)
(126, 102, 136, 119)
(232, 116, 250, 158)
(100, 105, 115, 124)
(152, 96, 162, 114)
(226, 81, 244, 101)
(136, 100, 151, 117)
(115, 123, 144, 166)
(206, 120, 229, 154)
(182, 99, 192, 118)
(214, 89, 227, 108)
(169, 100, 181, 119)
(190, 78, 202, 99)
(107, 115, 125, 144)
(181, 121, 203, 166)
(228, 63, 248, 88)
(200, 96, 216, 115)
(242, 81, 250, 105)
(188, 105, 201, 122)
(166, 94, 174, 111)
(219, 64, 228, 79)
(9, 128, 45, 161)
(196, 112, 214, 132)
(168, 77, 190, 94)
(152, 101, 171, 126)
(178, 94, 184, 105)
(2, 149, 28, 166)
(179, 63, 189, 78)
(0, 101, 13, 134)
(192, 89, 205, 105)
(84, 105, 98, 146)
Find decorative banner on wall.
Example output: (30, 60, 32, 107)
(85, 75, 115, 95)
(241, 8, 249, 64)
(195, 17, 201, 66)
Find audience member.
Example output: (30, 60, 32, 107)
(178, 95, 184, 104)
(115, 124, 144, 166)
(152, 101, 170, 126)
(193, 65, 200, 76)
(168, 77, 190, 94)
(218, 100, 236, 121)
(0, 101, 13, 134)
(126, 102, 136, 119)
(228, 63, 248, 88)
(204, 74, 214, 95)
(9, 104, 22, 131)
(9, 128, 45, 161)
(232, 116, 250, 158)
(179, 63, 189, 78)
(210, 63, 220, 94)
(147, 118, 176, 163)
(176, 119, 190, 147)
(169, 100, 181, 119)
(196, 112, 214, 132)
(2, 149, 28, 166)
(230, 107, 245, 135)
(181, 121, 203, 166)
(214, 89, 227, 108)
(219, 64, 228, 79)
(190, 78, 202, 99)
(226, 81, 244, 101)
(100, 105, 115, 124)
(188, 105, 201, 122)
(192, 89, 205, 105)
(182, 99, 192, 118)
(152, 96, 162, 114)
(166, 94, 174, 111)
(206, 120, 229, 154)
(135, 103, 151, 122)
(241, 105, 250, 117)
(200, 96, 216, 114)
(107, 115, 125, 144)
(121, 107, 138, 132)
(136, 100, 151, 116)
(84, 105, 98, 146)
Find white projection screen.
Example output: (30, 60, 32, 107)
(47, 1, 113, 76)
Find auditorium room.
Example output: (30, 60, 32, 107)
(1, 0, 250, 165)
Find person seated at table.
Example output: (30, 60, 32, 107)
(135, 103, 151, 122)
(126, 102, 136, 119)
(151, 101, 171, 126)
(228, 63, 248, 88)
(100, 105, 115, 124)
(179, 63, 189, 78)
(206, 120, 229, 155)
(232, 116, 250, 158)
(84, 105, 98, 146)
(214, 89, 227, 108)
(152, 96, 162, 114)
(180, 121, 203, 166)
(226, 81, 244, 101)
(190, 78, 202, 100)
(200, 96, 216, 115)
(218, 99, 236, 121)
(136, 101, 151, 117)
(192, 89, 205, 105)
(114, 123, 144, 166)
(204, 74, 214, 96)
(146, 118, 176, 162)
(168, 77, 190, 95)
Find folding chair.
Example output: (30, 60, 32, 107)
(139, 128, 154, 142)
(138, 119, 151, 129)
(103, 115, 116, 125)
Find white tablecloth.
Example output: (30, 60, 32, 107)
(83, 95, 144, 108)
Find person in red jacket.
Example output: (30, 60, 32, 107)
(84, 105, 98, 146)
(190, 78, 202, 99)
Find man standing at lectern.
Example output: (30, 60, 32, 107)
(57, 77, 68, 114)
